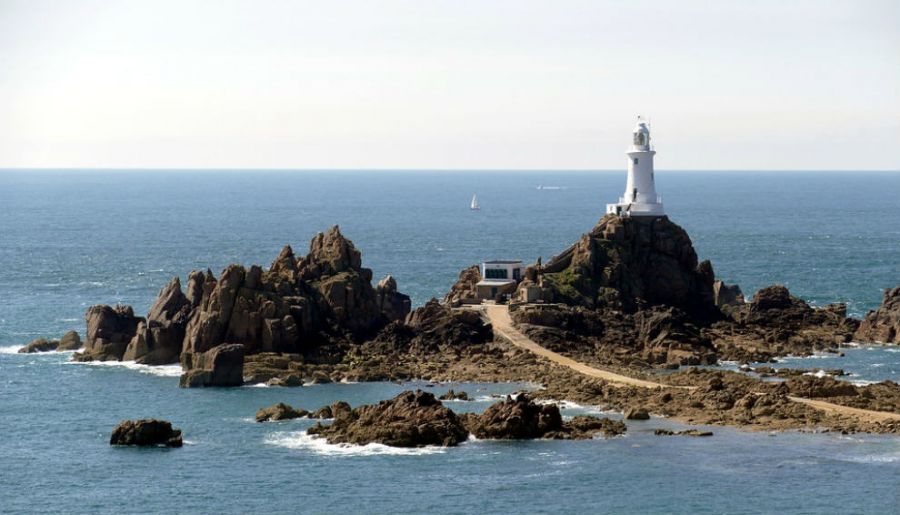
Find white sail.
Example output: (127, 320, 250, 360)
(470, 194, 479, 210)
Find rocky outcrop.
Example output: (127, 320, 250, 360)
(707, 285, 859, 362)
(540, 214, 717, 319)
(256, 402, 309, 422)
(444, 265, 481, 305)
(110, 419, 182, 447)
(179, 343, 245, 387)
(654, 429, 713, 437)
(124, 277, 194, 365)
(461, 394, 626, 439)
(375, 275, 411, 323)
(77, 305, 142, 361)
(18, 331, 81, 353)
(403, 299, 493, 350)
(439, 389, 469, 401)
(307, 390, 469, 447)
(713, 280, 744, 313)
(855, 286, 900, 344)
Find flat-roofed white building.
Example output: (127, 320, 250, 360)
(476, 260, 523, 300)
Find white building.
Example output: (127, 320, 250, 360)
(476, 260, 523, 300)
(606, 118, 665, 217)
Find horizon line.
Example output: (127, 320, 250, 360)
(1, 167, 898, 173)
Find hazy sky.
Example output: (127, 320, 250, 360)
(1, 0, 898, 170)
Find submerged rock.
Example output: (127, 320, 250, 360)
(439, 389, 470, 401)
(654, 429, 713, 437)
(307, 390, 469, 447)
(855, 286, 900, 344)
(17, 332, 80, 353)
(110, 419, 182, 447)
(256, 402, 309, 422)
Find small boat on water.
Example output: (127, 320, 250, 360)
(470, 194, 480, 211)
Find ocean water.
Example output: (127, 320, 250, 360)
(1, 170, 899, 514)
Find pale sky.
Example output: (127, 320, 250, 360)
(1, 0, 898, 170)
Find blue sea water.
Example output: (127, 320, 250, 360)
(1, 170, 899, 514)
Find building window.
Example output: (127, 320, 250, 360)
(485, 268, 508, 279)
(633, 158, 638, 165)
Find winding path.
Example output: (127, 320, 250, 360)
(482, 304, 900, 423)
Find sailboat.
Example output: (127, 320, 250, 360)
(470, 194, 480, 211)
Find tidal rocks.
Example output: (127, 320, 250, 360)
(256, 402, 309, 422)
(713, 280, 744, 313)
(540, 214, 718, 319)
(179, 343, 245, 387)
(124, 277, 194, 365)
(110, 419, 183, 447)
(307, 390, 469, 447)
(403, 299, 493, 350)
(654, 429, 713, 437)
(855, 286, 900, 344)
(77, 305, 142, 361)
(439, 389, 470, 401)
(18, 331, 81, 353)
(462, 394, 625, 440)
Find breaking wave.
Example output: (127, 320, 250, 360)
(0, 345, 23, 354)
(67, 360, 182, 377)
(264, 431, 447, 456)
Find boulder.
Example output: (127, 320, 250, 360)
(654, 429, 713, 437)
(57, 330, 82, 351)
(439, 389, 470, 401)
(307, 390, 469, 447)
(179, 343, 245, 387)
(110, 419, 182, 447)
(255, 402, 309, 422)
(403, 299, 492, 351)
(78, 305, 142, 361)
(624, 407, 650, 420)
(855, 286, 900, 344)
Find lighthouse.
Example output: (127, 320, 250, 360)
(606, 118, 665, 217)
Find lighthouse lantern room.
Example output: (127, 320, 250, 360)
(606, 117, 665, 217)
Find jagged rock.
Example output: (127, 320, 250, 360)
(110, 419, 182, 447)
(124, 277, 192, 365)
(307, 390, 469, 447)
(255, 403, 309, 422)
(540, 214, 718, 319)
(57, 330, 82, 351)
(444, 265, 481, 305)
(311, 405, 334, 419)
(855, 286, 900, 343)
(548, 415, 627, 439)
(403, 299, 492, 350)
(634, 307, 717, 366)
(77, 305, 142, 361)
(463, 394, 562, 439)
(179, 343, 245, 387)
(375, 275, 411, 322)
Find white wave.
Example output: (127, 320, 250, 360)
(245, 383, 270, 388)
(884, 348, 900, 353)
(265, 431, 447, 456)
(0, 345, 23, 354)
(182, 440, 198, 446)
(837, 452, 900, 464)
(56, 318, 79, 322)
(67, 360, 182, 377)
(803, 369, 830, 378)
(850, 380, 879, 386)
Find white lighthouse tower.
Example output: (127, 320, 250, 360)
(606, 117, 665, 217)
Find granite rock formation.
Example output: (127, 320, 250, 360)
(256, 402, 309, 422)
(179, 343, 245, 387)
(77, 305, 142, 361)
(110, 419, 183, 447)
(444, 265, 481, 305)
(855, 286, 900, 344)
(307, 390, 470, 447)
(375, 275, 412, 324)
(124, 277, 195, 365)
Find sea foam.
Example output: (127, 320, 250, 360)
(264, 431, 447, 456)
(67, 360, 182, 377)
(0, 345, 23, 354)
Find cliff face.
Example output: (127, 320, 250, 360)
(855, 287, 900, 344)
(541, 214, 717, 320)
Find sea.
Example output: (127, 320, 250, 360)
(1, 170, 899, 514)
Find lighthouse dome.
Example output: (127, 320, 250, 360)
(632, 121, 650, 149)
